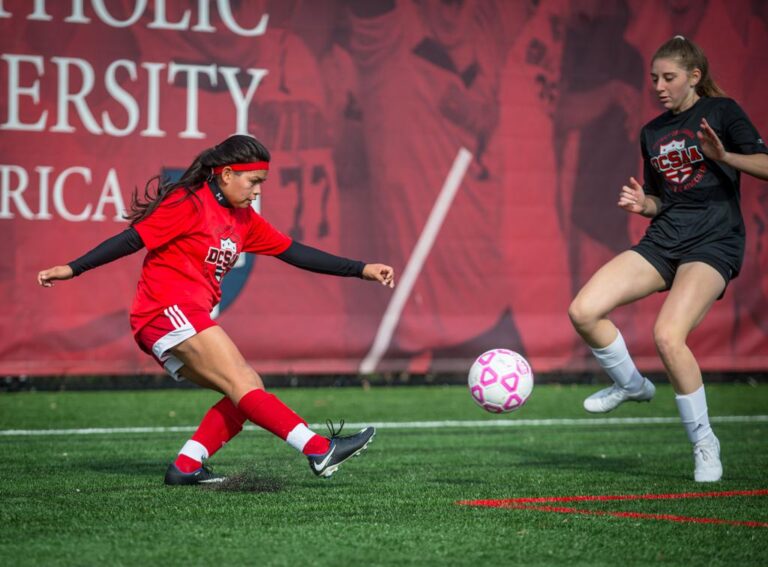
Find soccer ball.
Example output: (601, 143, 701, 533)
(468, 349, 534, 413)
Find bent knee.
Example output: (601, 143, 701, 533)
(188, 359, 264, 394)
(568, 297, 600, 331)
(223, 364, 264, 390)
(653, 325, 686, 358)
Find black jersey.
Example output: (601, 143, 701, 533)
(640, 97, 768, 262)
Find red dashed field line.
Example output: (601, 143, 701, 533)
(457, 489, 768, 528)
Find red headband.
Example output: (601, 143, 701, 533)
(212, 161, 270, 174)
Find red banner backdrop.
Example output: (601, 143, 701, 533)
(1, 0, 767, 376)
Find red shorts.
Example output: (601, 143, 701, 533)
(133, 304, 217, 380)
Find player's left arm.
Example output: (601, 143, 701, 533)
(277, 241, 394, 287)
(698, 116, 768, 181)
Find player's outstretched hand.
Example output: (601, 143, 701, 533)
(37, 265, 74, 287)
(697, 118, 727, 162)
(618, 176, 646, 215)
(362, 264, 395, 288)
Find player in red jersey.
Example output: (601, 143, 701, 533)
(38, 134, 395, 485)
(568, 36, 768, 482)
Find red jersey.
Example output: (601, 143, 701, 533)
(130, 184, 291, 335)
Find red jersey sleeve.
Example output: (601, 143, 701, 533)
(244, 209, 292, 255)
(134, 190, 201, 250)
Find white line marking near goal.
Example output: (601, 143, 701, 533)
(1, 415, 765, 437)
(359, 147, 474, 375)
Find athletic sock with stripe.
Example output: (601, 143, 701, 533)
(174, 396, 247, 473)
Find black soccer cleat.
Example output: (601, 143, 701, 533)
(308, 421, 376, 478)
(164, 462, 225, 486)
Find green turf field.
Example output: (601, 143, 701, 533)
(1, 383, 767, 566)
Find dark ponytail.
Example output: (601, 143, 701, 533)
(652, 35, 725, 98)
(126, 135, 271, 224)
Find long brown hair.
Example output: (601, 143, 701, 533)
(652, 36, 725, 98)
(126, 135, 271, 224)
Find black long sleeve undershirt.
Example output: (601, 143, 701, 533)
(68, 230, 364, 279)
(277, 241, 365, 278)
(68, 227, 145, 276)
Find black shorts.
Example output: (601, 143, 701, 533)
(632, 237, 742, 294)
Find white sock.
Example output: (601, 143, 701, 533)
(675, 385, 714, 445)
(591, 330, 644, 391)
(285, 423, 316, 452)
(179, 439, 208, 461)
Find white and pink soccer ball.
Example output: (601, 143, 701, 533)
(468, 349, 534, 413)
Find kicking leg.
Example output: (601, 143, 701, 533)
(569, 251, 665, 412)
(170, 326, 374, 479)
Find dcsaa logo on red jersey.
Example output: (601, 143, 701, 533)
(651, 138, 704, 184)
(205, 237, 239, 282)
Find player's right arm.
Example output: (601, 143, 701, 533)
(618, 177, 660, 218)
(37, 227, 145, 287)
(621, 133, 662, 218)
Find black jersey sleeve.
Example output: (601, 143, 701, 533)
(721, 99, 768, 156)
(68, 227, 145, 276)
(276, 241, 365, 277)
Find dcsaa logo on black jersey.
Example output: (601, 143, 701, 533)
(650, 138, 705, 185)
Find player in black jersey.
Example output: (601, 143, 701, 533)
(567, 36, 768, 482)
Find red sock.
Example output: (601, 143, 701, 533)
(237, 389, 329, 455)
(174, 396, 247, 473)
(303, 435, 331, 455)
(175, 454, 204, 474)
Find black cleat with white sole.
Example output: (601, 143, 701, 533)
(164, 463, 225, 486)
(308, 421, 375, 478)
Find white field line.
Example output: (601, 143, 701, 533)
(1, 415, 766, 437)
(359, 147, 474, 374)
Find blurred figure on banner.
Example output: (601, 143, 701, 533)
(347, 0, 529, 371)
(552, 0, 646, 362)
(38, 134, 394, 484)
(731, 0, 768, 352)
(554, 0, 643, 320)
(270, 0, 384, 345)
(498, 0, 575, 366)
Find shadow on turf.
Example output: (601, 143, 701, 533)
(207, 470, 284, 493)
(84, 460, 160, 478)
(82, 461, 284, 492)
(426, 448, 683, 484)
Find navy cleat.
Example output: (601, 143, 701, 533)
(308, 421, 376, 478)
(164, 462, 225, 486)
